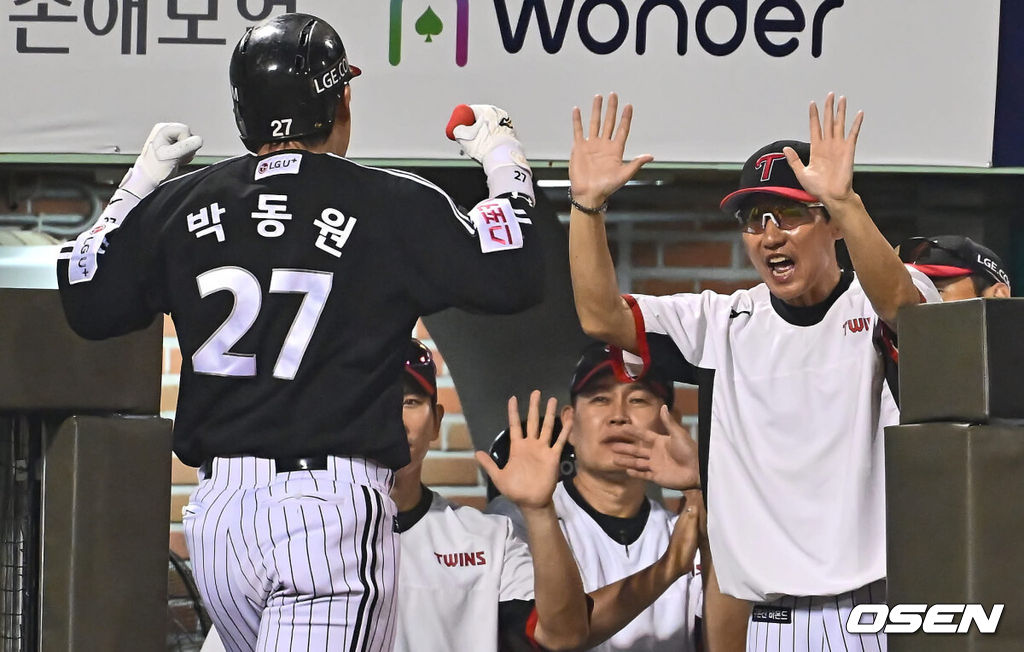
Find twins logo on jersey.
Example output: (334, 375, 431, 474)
(843, 316, 872, 335)
(433, 551, 487, 567)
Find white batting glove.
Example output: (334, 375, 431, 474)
(446, 105, 534, 205)
(120, 122, 203, 198)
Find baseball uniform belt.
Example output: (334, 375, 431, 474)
(200, 456, 329, 478)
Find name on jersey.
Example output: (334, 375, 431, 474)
(433, 551, 487, 568)
(183, 193, 357, 258)
(255, 153, 302, 180)
(842, 316, 872, 335)
(752, 605, 792, 624)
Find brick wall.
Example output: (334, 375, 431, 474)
(604, 211, 760, 441)
(165, 212, 756, 557)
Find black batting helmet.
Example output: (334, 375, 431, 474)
(229, 13, 361, 153)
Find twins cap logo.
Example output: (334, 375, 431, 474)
(755, 152, 787, 182)
(389, 0, 470, 67)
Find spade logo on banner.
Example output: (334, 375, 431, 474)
(415, 7, 443, 42)
(389, 0, 469, 67)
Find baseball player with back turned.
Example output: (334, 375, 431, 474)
(566, 93, 939, 651)
(57, 13, 544, 652)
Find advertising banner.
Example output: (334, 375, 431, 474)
(0, 1, 1001, 165)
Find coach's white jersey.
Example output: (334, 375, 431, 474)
(551, 483, 701, 652)
(394, 490, 535, 652)
(491, 482, 702, 652)
(624, 269, 938, 602)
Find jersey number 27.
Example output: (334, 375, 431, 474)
(192, 267, 332, 380)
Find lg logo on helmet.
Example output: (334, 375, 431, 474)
(313, 61, 350, 94)
(977, 255, 1010, 284)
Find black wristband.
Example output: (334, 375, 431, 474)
(568, 189, 608, 215)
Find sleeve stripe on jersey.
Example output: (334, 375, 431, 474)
(878, 321, 899, 364)
(372, 168, 475, 235)
(609, 294, 652, 383)
(327, 154, 476, 235)
(524, 607, 541, 649)
(157, 153, 250, 188)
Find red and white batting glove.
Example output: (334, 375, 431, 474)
(447, 104, 534, 205)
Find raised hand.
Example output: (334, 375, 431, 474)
(446, 104, 526, 168)
(118, 122, 203, 199)
(610, 405, 699, 490)
(446, 103, 534, 204)
(136, 123, 203, 186)
(476, 391, 570, 511)
(569, 93, 653, 210)
(783, 92, 863, 207)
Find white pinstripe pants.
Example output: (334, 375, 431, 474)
(746, 579, 887, 652)
(183, 456, 399, 652)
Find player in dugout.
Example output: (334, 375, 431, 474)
(487, 341, 704, 652)
(896, 235, 1011, 300)
(568, 92, 940, 651)
(872, 235, 1013, 405)
(391, 341, 703, 652)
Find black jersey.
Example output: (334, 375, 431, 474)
(57, 151, 544, 469)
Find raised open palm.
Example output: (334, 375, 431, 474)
(569, 93, 653, 209)
(784, 92, 863, 206)
(476, 391, 570, 510)
(610, 405, 700, 491)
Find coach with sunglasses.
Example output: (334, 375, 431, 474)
(566, 93, 940, 652)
